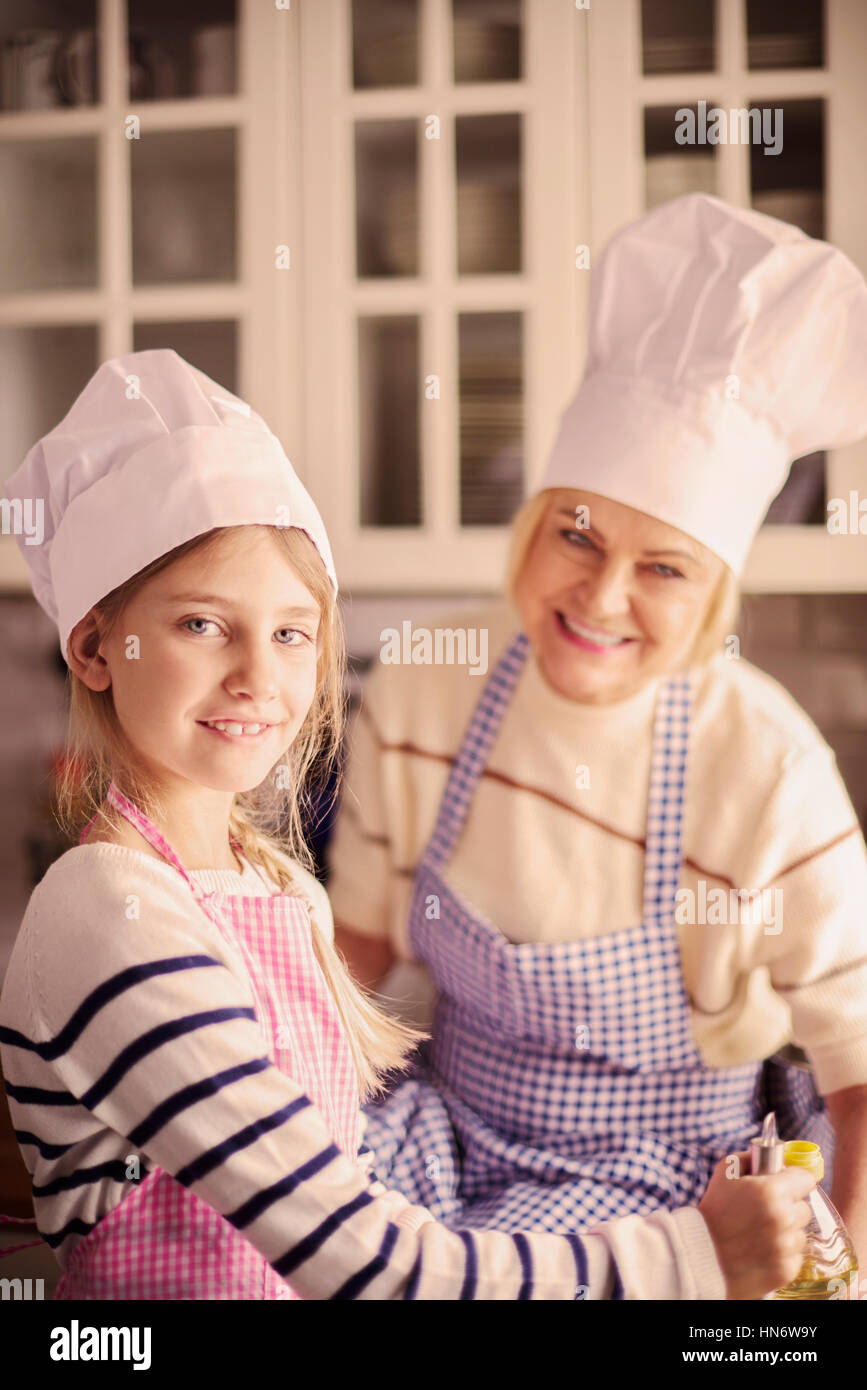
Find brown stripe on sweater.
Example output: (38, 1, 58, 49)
(761, 824, 861, 890)
(356, 712, 740, 887)
(355, 708, 861, 896)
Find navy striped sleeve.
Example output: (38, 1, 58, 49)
(0, 856, 664, 1300)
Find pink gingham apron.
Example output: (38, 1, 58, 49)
(53, 782, 362, 1300)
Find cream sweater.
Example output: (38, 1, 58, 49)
(326, 600, 867, 1096)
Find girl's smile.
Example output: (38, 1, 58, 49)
(197, 719, 284, 743)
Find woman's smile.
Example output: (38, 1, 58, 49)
(554, 609, 639, 655)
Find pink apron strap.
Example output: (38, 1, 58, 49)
(79, 781, 242, 901)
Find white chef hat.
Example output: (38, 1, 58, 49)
(540, 192, 867, 573)
(4, 349, 337, 665)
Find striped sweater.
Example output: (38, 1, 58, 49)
(0, 842, 725, 1299)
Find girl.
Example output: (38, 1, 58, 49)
(329, 196, 867, 1251)
(0, 349, 814, 1300)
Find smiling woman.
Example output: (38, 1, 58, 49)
(507, 488, 739, 678)
(510, 488, 737, 704)
(329, 194, 867, 1249)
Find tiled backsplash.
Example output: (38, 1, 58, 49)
(0, 591, 865, 980)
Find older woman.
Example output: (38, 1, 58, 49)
(327, 194, 867, 1256)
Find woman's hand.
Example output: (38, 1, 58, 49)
(698, 1151, 816, 1300)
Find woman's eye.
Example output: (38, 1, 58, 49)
(647, 563, 683, 579)
(275, 628, 311, 645)
(560, 528, 594, 549)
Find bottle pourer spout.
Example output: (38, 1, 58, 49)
(750, 1111, 785, 1174)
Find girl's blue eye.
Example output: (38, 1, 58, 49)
(647, 563, 683, 579)
(182, 619, 312, 643)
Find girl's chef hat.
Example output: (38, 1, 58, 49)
(540, 192, 867, 574)
(4, 349, 337, 664)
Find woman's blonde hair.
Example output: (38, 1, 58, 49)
(504, 488, 739, 666)
(55, 523, 427, 1101)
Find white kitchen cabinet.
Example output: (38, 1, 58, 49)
(0, 0, 864, 599)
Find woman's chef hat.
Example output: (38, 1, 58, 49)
(540, 192, 867, 574)
(3, 349, 337, 664)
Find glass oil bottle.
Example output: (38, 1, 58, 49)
(749, 1112, 859, 1300)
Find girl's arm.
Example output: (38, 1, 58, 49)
(3, 854, 725, 1300)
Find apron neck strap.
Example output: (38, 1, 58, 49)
(79, 782, 221, 897)
(642, 673, 694, 924)
(423, 631, 695, 928)
(425, 630, 530, 870)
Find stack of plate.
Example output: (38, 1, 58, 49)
(457, 182, 520, 273)
(356, 17, 520, 88)
(453, 19, 520, 83)
(646, 153, 716, 209)
(383, 182, 520, 275)
(382, 187, 418, 275)
(355, 31, 417, 88)
(752, 190, 823, 239)
(748, 32, 822, 68)
(460, 352, 523, 524)
(643, 36, 714, 74)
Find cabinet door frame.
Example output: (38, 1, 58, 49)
(296, 0, 588, 593)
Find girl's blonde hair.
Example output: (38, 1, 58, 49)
(504, 488, 739, 666)
(55, 523, 427, 1101)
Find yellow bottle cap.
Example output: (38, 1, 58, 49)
(784, 1140, 824, 1182)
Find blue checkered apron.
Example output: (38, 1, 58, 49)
(361, 631, 832, 1232)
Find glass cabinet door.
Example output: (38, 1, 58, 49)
(350, 0, 525, 534)
(0, 0, 244, 561)
(746, 0, 823, 70)
(0, 136, 98, 292)
(639, 0, 829, 528)
(127, 0, 237, 100)
(0, 1, 100, 111)
(452, 0, 521, 82)
(131, 127, 237, 285)
(352, 0, 420, 88)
